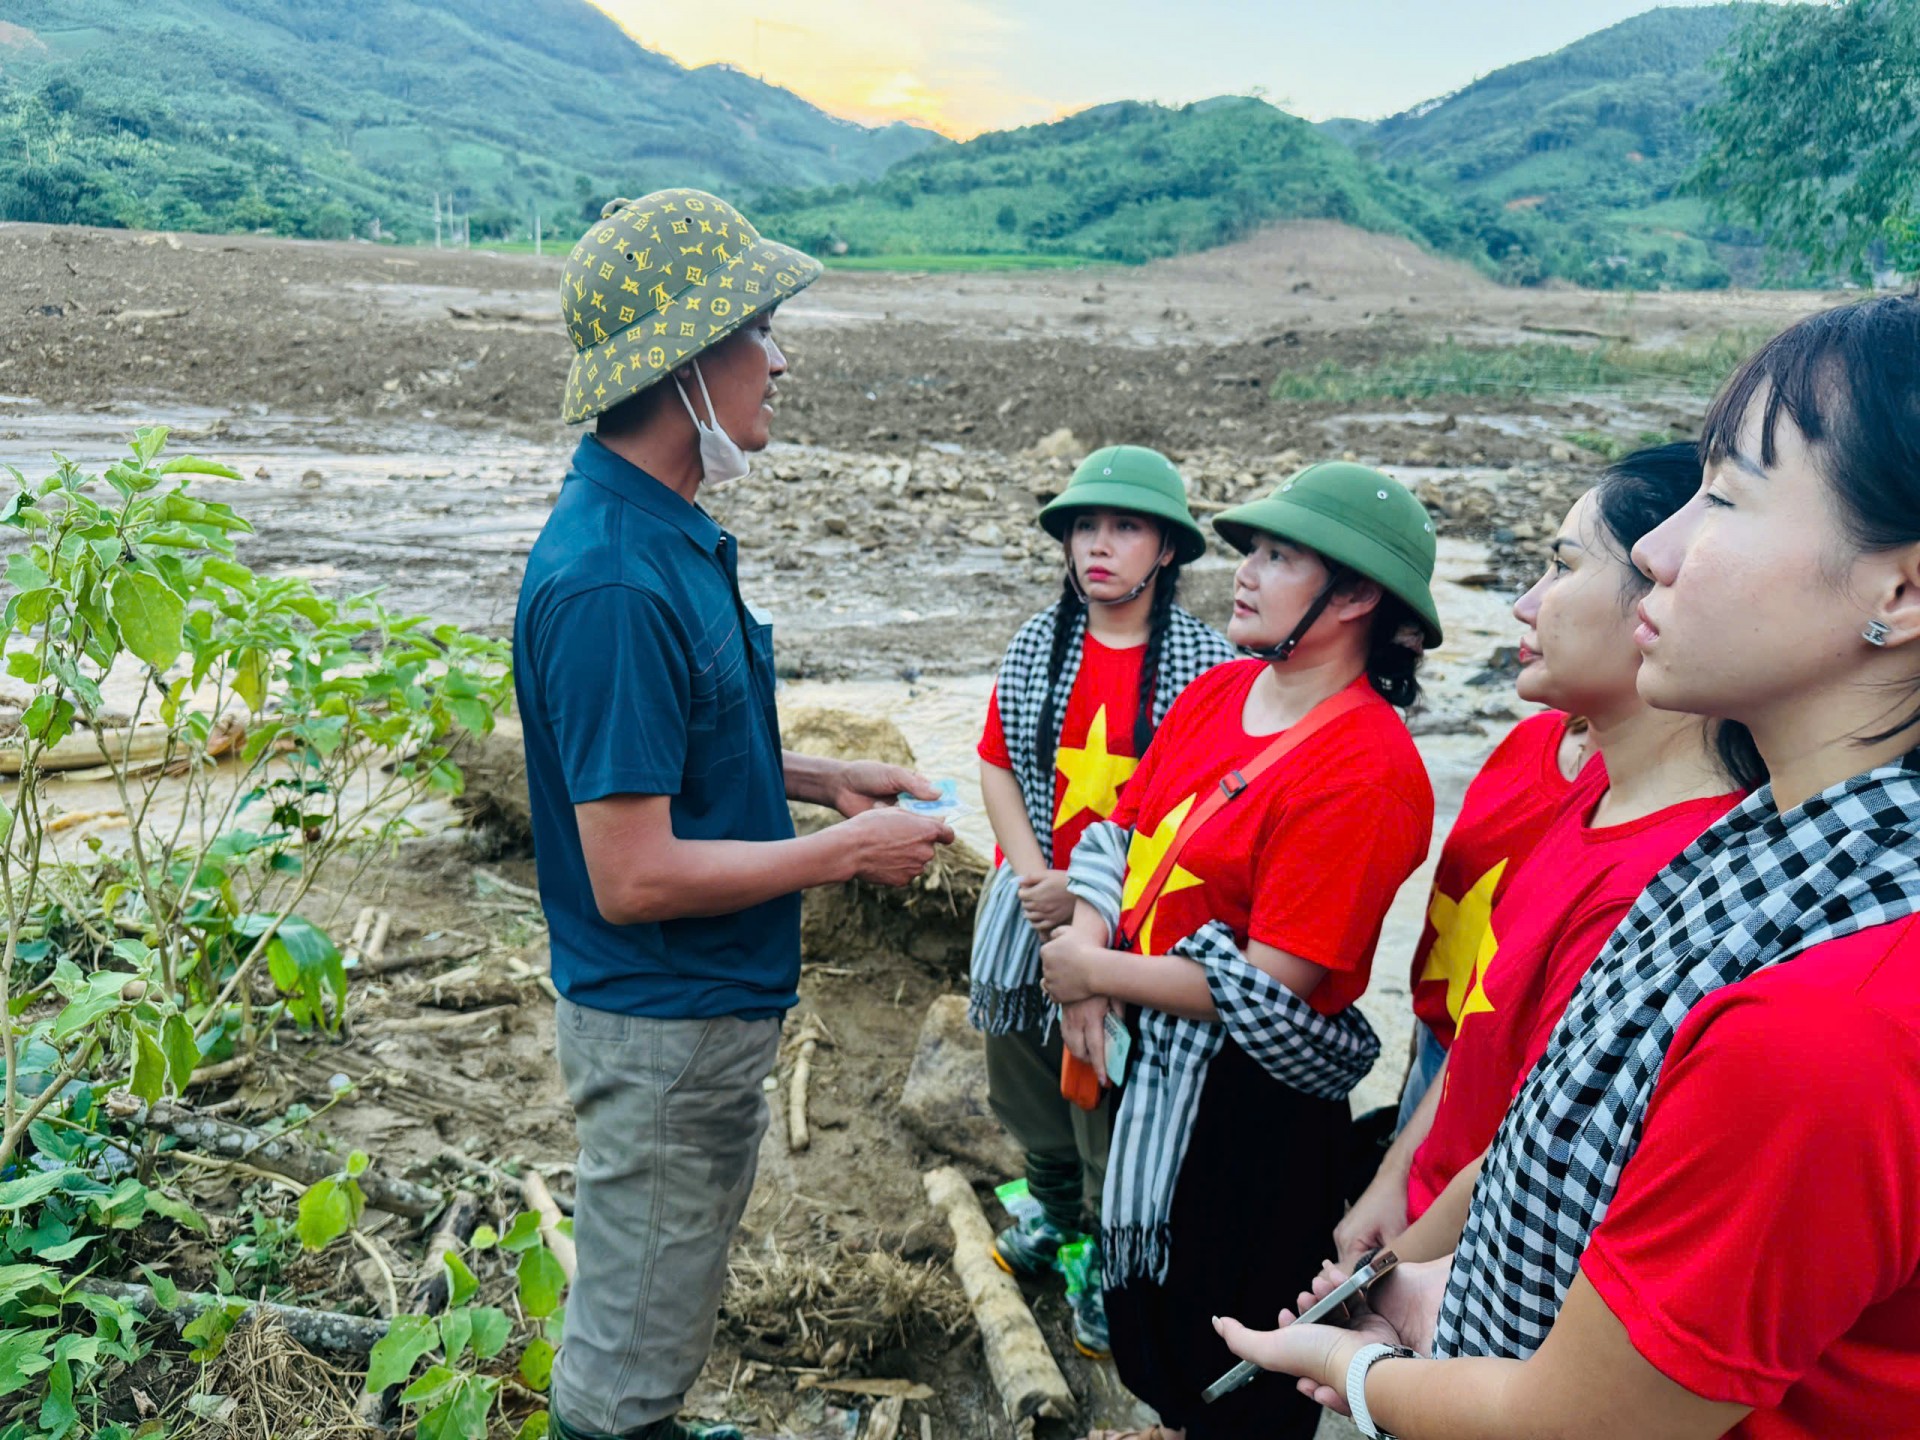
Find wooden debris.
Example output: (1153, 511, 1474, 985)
(472, 867, 541, 904)
(408, 1190, 482, 1313)
(108, 1093, 443, 1219)
(521, 1169, 576, 1282)
(0, 723, 167, 774)
(44, 807, 126, 834)
(360, 1002, 515, 1034)
(789, 1018, 825, 1153)
(866, 1395, 905, 1440)
(364, 910, 392, 967)
(183, 1054, 253, 1088)
(350, 1230, 401, 1317)
(358, 931, 486, 978)
(77, 1277, 391, 1353)
(343, 906, 376, 965)
(398, 963, 523, 1010)
(921, 1167, 1073, 1424)
(796, 1378, 935, 1402)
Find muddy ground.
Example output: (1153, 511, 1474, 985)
(0, 218, 1844, 1437)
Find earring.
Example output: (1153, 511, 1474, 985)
(1865, 619, 1892, 647)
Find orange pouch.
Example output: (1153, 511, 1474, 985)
(1060, 1048, 1102, 1110)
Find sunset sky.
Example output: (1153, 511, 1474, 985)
(592, 0, 1747, 139)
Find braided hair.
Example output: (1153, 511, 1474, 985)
(1133, 566, 1181, 754)
(1033, 571, 1086, 780)
(1033, 527, 1184, 780)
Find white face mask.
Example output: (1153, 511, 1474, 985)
(672, 359, 752, 487)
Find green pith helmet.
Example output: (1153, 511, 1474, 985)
(1213, 462, 1443, 647)
(559, 187, 823, 424)
(1037, 446, 1210, 565)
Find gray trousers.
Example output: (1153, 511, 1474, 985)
(552, 998, 781, 1434)
(983, 1021, 1112, 1233)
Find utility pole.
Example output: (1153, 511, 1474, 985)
(533, 207, 541, 257)
(433, 191, 442, 249)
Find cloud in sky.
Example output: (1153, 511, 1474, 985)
(595, 0, 1052, 137)
(592, 0, 1759, 139)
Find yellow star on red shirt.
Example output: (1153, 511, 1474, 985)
(1054, 704, 1139, 832)
(1123, 793, 1205, 955)
(1421, 859, 1506, 1027)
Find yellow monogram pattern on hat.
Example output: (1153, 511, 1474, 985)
(559, 187, 823, 425)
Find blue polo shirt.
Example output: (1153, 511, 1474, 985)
(513, 435, 799, 1019)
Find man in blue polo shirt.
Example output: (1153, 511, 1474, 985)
(517, 190, 954, 1440)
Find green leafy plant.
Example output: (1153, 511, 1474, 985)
(0, 431, 512, 1436)
(365, 1209, 567, 1440)
(296, 1148, 368, 1252)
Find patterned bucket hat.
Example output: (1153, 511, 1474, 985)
(559, 188, 823, 424)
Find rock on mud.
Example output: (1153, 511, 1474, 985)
(785, 707, 988, 976)
(898, 995, 1021, 1179)
(782, 705, 916, 768)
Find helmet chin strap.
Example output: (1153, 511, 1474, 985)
(1067, 551, 1171, 608)
(1245, 569, 1345, 662)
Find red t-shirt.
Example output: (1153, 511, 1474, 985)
(1110, 662, 1432, 1016)
(1407, 774, 1739, 1218)
(979, 635, 1147, 865)
(1584, 914, 1920, 1439)
(1410, 711, 1582, 1048)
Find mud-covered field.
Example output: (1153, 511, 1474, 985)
(0, 218, 1842, 1437)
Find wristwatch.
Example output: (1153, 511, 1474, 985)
(1346, 1342, 1416, 1439)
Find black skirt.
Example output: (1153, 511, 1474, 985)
(1105, 1037, 1353, 1440)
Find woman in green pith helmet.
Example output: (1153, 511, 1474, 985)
(1039, 463, 1439, 1440)
(972, 445, 1237, 1360)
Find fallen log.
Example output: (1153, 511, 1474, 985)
(3, 713, 247, 777)
(921, 1167, 1073, 1424)
(521, 1169, 576, 1283)
(108, 1093, 443, 1219)
(76, 1277, 390, 1353)
(1, 724, 172, 774)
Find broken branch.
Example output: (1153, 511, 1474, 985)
(109, 1093, 443, 1219)
(921, 1167, 1073, 1424)
(520, 1169, 575, 1283)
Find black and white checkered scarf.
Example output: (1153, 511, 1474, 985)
(968, 602, 1236, 1034)
(1065, 821, 1381, 1286)
(1436, 751, 1920, 1357)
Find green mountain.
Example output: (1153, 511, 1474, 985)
(0, 0, 939, 241)
(757, 5, 1790, 287)
(755, 96, 1472, 265)
(1342, 3, 1760, 287)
